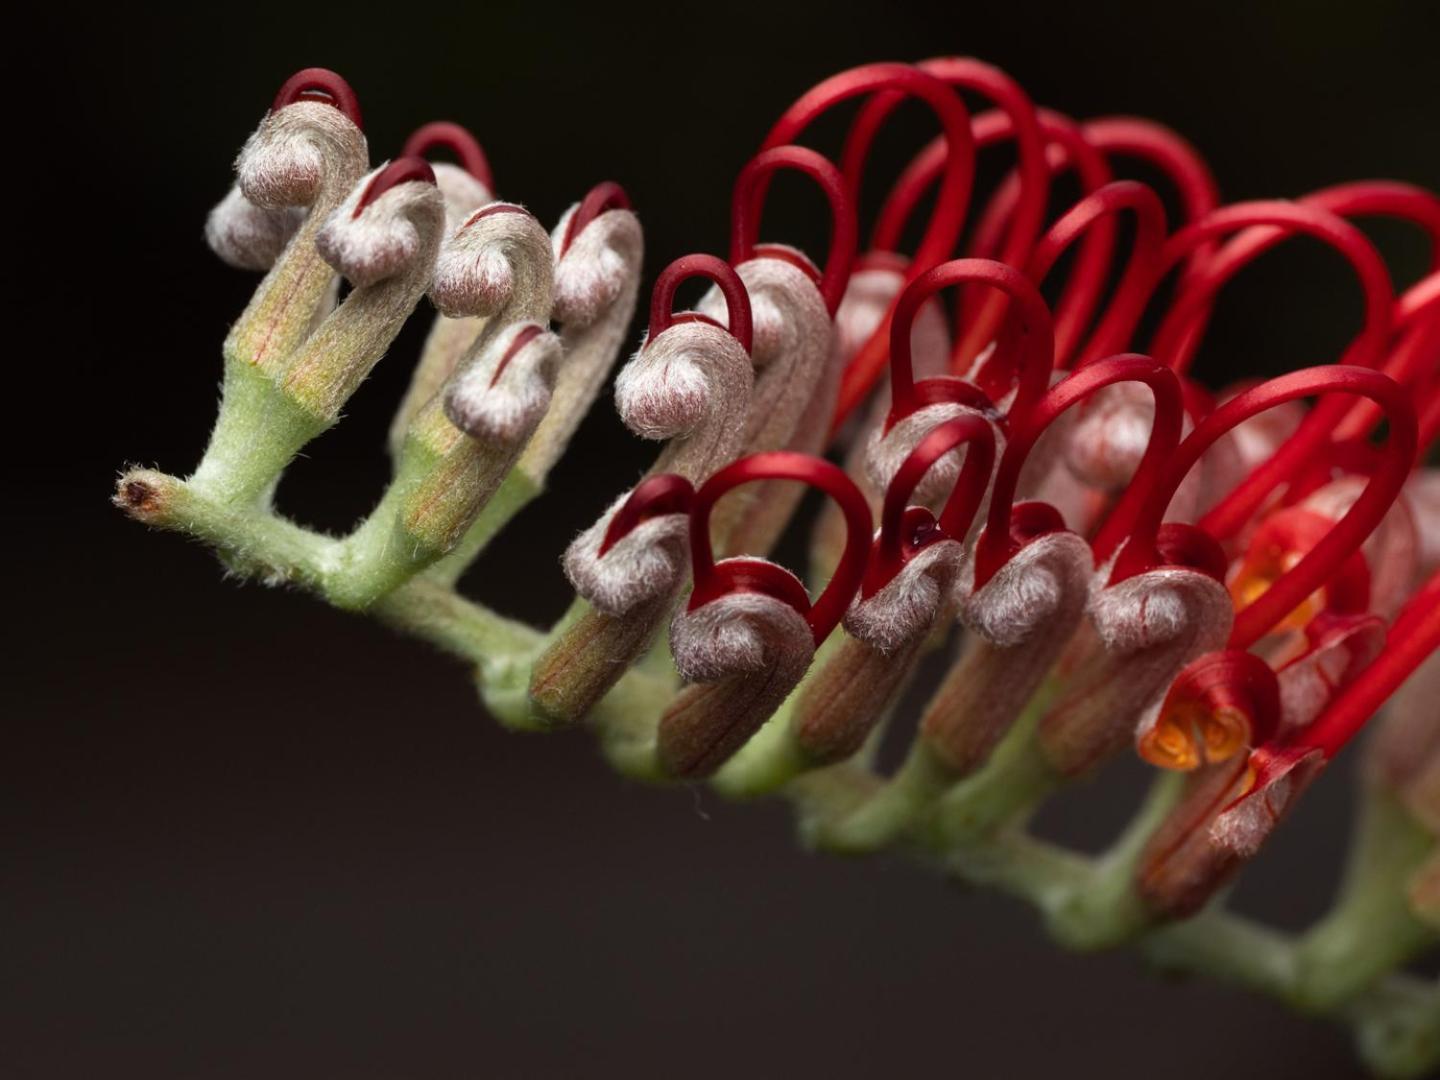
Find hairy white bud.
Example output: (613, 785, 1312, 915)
(959, 532, 1093, 648)
(843, 540, 966, 655)
(430, 205, 554, 320)
(445, 323, 561, 446)
(204, 184, 304, 270)
(237, 100, 367, 209)
(317, 164, 445, 288)
(562, 495, 691, 616)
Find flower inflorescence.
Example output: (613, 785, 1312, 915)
(117, 62, 1439, 1076)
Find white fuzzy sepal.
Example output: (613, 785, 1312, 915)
(444, 323, 561, 446)
(670, 585, 815, 685)
(960, 532, 1094, 648)
(563, 494, 691, 616)
(844, 540, 965, 655)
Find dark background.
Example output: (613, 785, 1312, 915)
(12, 2, 1439, 1076)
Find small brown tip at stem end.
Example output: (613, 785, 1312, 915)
(113, 469, 180, 523)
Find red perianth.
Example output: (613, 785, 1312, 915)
(271, 68, 363, 129)
(864, 413, 996, 597)
(402, 121, 494, 190)
(1109, 367, 1417, 650)
(972, 355, 1183, 588)
(687, 453, 872, 644)
(729, 147, 857, 315)
(647, 254, 754, 356)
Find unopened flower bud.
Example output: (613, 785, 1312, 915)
(317, 159, 440, 288)
(446, 323, 561, 447)
(661, 590, 817, 778)
(204, 184, 304, 270)
(430, 204, 554, 321)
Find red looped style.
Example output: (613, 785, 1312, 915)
(863, 413, 997, 598)
(1109, 367, 1417, 650)
(401, 121, 494, 190)
(761, 63, 975, 277)
(972, 355, 1184, 588)
(1148, 202, 1395, 378)
(1081, 117, 1219, 236)
(1025, 181, 1169, 370)
(647, 254, 754, 356)
(559, 181, 632, 256)
(598, 474, 697, 556)
(730, 147, 857, 315)
(1339, 263, 1440, 441)
(844, 57, 1046, 272)
(885, 259, 1055, 431)
(271, 68, 363, 130)
(353, 157, 437, 217)
(488, 324, 545, 387)
(687, 453, 873, 644)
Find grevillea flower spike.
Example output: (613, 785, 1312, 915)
(658, 453, 872, 779)
(528, 255, 754, 726)
(115, 61, 1440, 1078)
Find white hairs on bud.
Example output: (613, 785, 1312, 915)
(1277, 618, 1385, 733)
(562, 494, 691, 616)
(445, 324, 561, 446)
(959, 532, 1093, 648)
(694, 255, 833, 555)
(844, 540, 966, 655)
(513, 205, 643, 480)
(864, 401, 991, 508)
(1088, 566, 1232, 657)
(614, 322, 754, 466)
(670, 583, 815, 685)
(316, 165, 445, 288)
(429, 205, 554, 319)
(549, 205, 643, 328)
(236, 101, 367, 209)
(431, 162, 494, 233)
(1065, 381, 1157, 492)
(205, 184, 304, 270)
(1211, 756, 1321, 856)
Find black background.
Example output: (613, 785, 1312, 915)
(12, 2, 1440, 1076)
